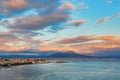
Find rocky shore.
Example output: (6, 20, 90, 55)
(0, 58, 49, 68)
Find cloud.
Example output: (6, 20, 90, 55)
(57, 36, 93, 44)
(5, 13, 71, 31)
(76, 2, 88, 10)
(105, 0, 113, 4)
(96, 17, 109, 24)
(4, 0, 28, 10)
(0, 31, 29, 52)
(68, 20, 87, 26)
(112, 12, 120, 20)
(96, 12, 120, 24)
(0, 0, 74, 33)
(37, 35, 120, 56)
(0, 0, 28, 15)
(0, 30, 42, 52)
(0, 0, 76, 52)
(56, 35, 120, 45)
(0, 0, 60, 15)
(1, 33, 120, 56)
(58, 2, 75, 11)
(0, 43, 30, 52)
(105, 0, 120, 4)
(0, 31, 20, 43)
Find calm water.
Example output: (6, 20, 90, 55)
(0, 60, 120, 80)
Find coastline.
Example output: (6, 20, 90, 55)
(1, 57, 120, 68)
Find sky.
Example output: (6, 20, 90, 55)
(0, 0, 120, 57)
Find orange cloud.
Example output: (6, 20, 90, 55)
(4, 0, 28, 10)
(57, 36, 92, 44)
(69, 20, 87, 26)
(0, 43, 30, 52)
(37, 36, 120, 54)
(58, 2, 75, 10)
(0, 31, 42, 52)
(0, 34, 120, 54)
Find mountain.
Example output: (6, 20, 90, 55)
(0, 51, 92, 58)
(44, 51, 91, 58)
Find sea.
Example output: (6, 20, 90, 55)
(0, 60, 120, 80)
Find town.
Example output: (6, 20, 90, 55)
(0, 58, 49, 68)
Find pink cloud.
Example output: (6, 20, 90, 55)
(58, 2, 75, 10)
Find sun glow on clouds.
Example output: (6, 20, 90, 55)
(4, 0, 28, 10)
(0, 0, 120, 56)
(37, 36, 120, 55)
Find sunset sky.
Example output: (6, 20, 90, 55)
(0, 0, 120, 56)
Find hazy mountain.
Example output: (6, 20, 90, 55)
(1, 51, 119, 59)
(0, 51, 92, 58)
(45, 51, 91, 58)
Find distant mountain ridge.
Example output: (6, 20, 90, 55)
(0, 51, 92, 58)
(45, 51, 91, 58)
(1, 51, 120, 58)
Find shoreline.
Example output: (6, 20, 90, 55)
(1, 57, 120, 68)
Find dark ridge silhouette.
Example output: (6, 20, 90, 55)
(0, 51, 92, 59)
